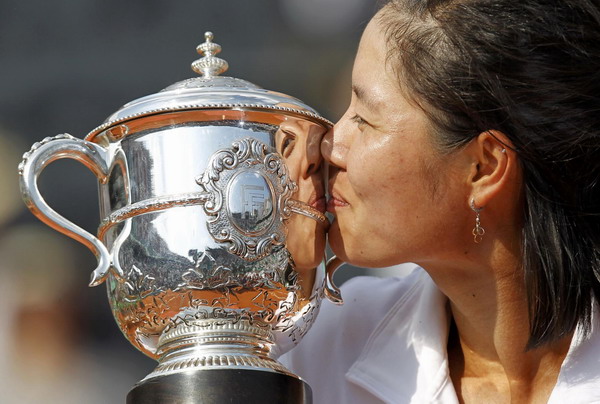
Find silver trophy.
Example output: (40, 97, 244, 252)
(18, 32, 343, 403)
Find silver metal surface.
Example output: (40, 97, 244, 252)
(86, 32, 332, 140)
(191, 31, 229, 77)
(18, 32, 341, 388)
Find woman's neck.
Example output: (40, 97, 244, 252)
(422, 239, 573, 403)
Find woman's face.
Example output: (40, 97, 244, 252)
(323, 15, 470, 268)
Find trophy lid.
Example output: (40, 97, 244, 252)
(86, 32, 331, 140)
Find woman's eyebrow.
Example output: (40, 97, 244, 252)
(352, 84, 381, 111)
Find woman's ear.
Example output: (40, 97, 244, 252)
(465, 130, 518, 207)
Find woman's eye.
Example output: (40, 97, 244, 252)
(350, 114, 368, 128)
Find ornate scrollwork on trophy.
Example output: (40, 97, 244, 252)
(197, 138, 296, 261)
(178, 250, 242, 291)
(123, 265, 163, 302)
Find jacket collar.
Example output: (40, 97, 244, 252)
(344, 268, 600, 403)
(344, 270, 458, 403)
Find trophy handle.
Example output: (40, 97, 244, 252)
(325, 255, 344, 305)
(18, 134, 112, 287)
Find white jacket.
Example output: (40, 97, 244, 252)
(280, 266, 600, 403)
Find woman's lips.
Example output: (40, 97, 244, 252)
(310, 196, 327, 213)
(327, 193, 349, 212)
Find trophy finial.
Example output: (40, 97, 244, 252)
(192, 31, 229, 78)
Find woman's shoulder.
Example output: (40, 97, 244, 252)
(332, 264, 426, 326)
(280, 263, 429, 364)
(549, 303, 600, 402)
(340, 264, 426, 301)
(279, 264, 435, 402)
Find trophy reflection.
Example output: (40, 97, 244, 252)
(276, 119, 329, 292)
(18, 32, 341, 403)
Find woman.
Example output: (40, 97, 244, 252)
(281, 0, 600, 403)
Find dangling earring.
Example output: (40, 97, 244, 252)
(470, 198, 485, 243)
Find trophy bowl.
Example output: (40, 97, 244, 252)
(18, 32, 342, 403)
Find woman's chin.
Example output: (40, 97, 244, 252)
(327, 219, 356, 265)
(327, 219, 399, 268)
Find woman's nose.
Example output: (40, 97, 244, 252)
(321, 120, 348, 170)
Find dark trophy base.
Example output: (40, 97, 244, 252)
(126, 369, 312, 404)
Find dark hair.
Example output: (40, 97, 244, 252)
(380, 0, 600, 349)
